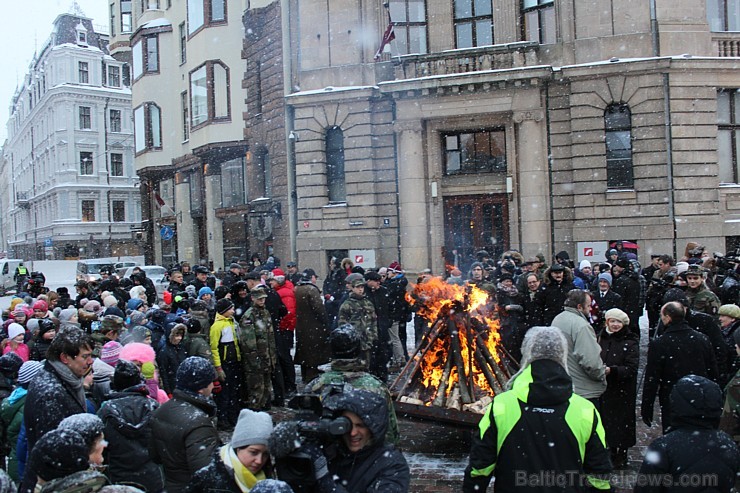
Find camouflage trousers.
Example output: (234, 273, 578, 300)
(244, 370, 273, 410)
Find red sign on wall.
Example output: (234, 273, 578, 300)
(355, 255, 364, 263)
(583, 247, 593, 257)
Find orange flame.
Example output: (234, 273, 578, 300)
(406, 277, 505, 405)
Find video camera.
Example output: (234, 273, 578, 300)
(715, 250, 740, 272)
(273, 393, 351, 493)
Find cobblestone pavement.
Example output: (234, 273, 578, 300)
(265, 317, 662, 492)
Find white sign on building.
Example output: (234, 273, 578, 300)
(577, 241, 610, 264)
(349, 249, 376, 269)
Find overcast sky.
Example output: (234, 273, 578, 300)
(0, 0, 108, 143)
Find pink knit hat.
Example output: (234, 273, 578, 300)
(101, 341, 123, 367)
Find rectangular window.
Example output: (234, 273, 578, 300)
(79, 106, 91, 130)
(707, 0, 740, 31)
(121, 0, 132, 33)
(80, 152, 94, 175)
(112, 200, 126, 222)
(132, 36, 159, 80)
(221, 157, 246, 208)
(81, 200, 96, 222)
(134, 103, 162, 153)
(179, 22, 187, 63)
(188, 0, 226, 35)
(523, 0, 555, 44)
(605, 104, 634, 189)
(188, 0, 205, 34)
(111, 153, 124, 177)
(189, 61, 230, 128)
(110, 3, 116, 36)
(454, 0, 492, 48)
(389, 0, 427, 55)
(107, 65, 121, 87)
(719, 89, 740, 183)
(109, 109, 122, 132)
(181, 91, 190, 141)
(78, 61, 89, 84)
(443, 129, 506, 175)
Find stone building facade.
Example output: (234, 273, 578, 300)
(108, 0, 289, 269)
(3, 13, 140, 260)
(283, 0, 740, 276)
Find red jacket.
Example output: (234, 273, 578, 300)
(275, 280, 297, 331)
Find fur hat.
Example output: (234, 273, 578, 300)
(120, 342, 156, 364)
(507, 326, 568, 390)
(604, 308, 630, 326)
(231, 409, 273, 449)
(176, 356, 216, 393)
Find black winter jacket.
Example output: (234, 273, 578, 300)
(98, 385, 164, 492)
(642, 321, 719, 431)
(24, 360, 87, 452)
(185, 449, 274, 493)
(322, 390, 410, 493)
(636, 376, 740, 493)
(156, 340, 187, 395)
(150, 389, 220, 493)
(598, 327, 639, 449)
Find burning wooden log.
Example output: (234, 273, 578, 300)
(391, 277, 519, 419)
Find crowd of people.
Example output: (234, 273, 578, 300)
(0, 241, 735, 491)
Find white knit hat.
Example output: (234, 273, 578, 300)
(8, 323, 25, 340)
(579, 259, 592, 270)
(230, 409, 273, 449)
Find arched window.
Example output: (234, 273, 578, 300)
(326, 126, 346, 203)
(604, 104, 633, 189)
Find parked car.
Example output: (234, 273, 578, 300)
(121, 265, 168, 300)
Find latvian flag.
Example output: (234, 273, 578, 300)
(374, 12, 395, 60)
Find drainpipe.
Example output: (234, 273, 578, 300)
(651, 0, 677, 257)
(545, 80, 555, 259)
(281, 0, 297, 260)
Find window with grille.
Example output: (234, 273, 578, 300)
(82, 200, 96, 222)
(326, 126, 346, 203)
(79, 106, 91, 130)
(604, 103, 634, 189)
(80, 152, 94, 175)
(522, 0, 555, 44)
(111, 153, 124, 177)
(443, 129, 506, 175)
(389, 0, 427, 55)
(112, 200, 126, 222)
(718, 89, 740, 183)
(79, 62, 89, 84)
(454, 0, 493, 48)
(109, 109, 122, 132)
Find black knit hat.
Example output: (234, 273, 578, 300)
(216, 298, 234, 315)
(113, 359, 143, 390)
(30, 429, 89, 482)
(176, 356, 216, 393)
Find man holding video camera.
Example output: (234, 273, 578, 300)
(270, 388, 409, 492)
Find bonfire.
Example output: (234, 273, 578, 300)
(390, 277, 518, 420)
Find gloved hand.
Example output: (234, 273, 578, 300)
(215, 366, 226, 382)
(302, 443, 329, 481)
(141, 362, 155, 380)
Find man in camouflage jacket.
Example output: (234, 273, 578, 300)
(338, 277, 378, 362)
(685, 265, 721, 318)
(239, 287, 277, 410)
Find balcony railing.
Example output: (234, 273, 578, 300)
(391, 41, 540, 80)
(16, 191, 29, 208)
(713, 32, 740, 57)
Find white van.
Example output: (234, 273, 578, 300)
(0, 259, 25, 295)
(76, 259, 117, 283)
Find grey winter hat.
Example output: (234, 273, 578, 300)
(231, 408, 273, 449)
(519, 326, 569, 372)
(250, 479, 294, 493)
(58, 413, 105, 451)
